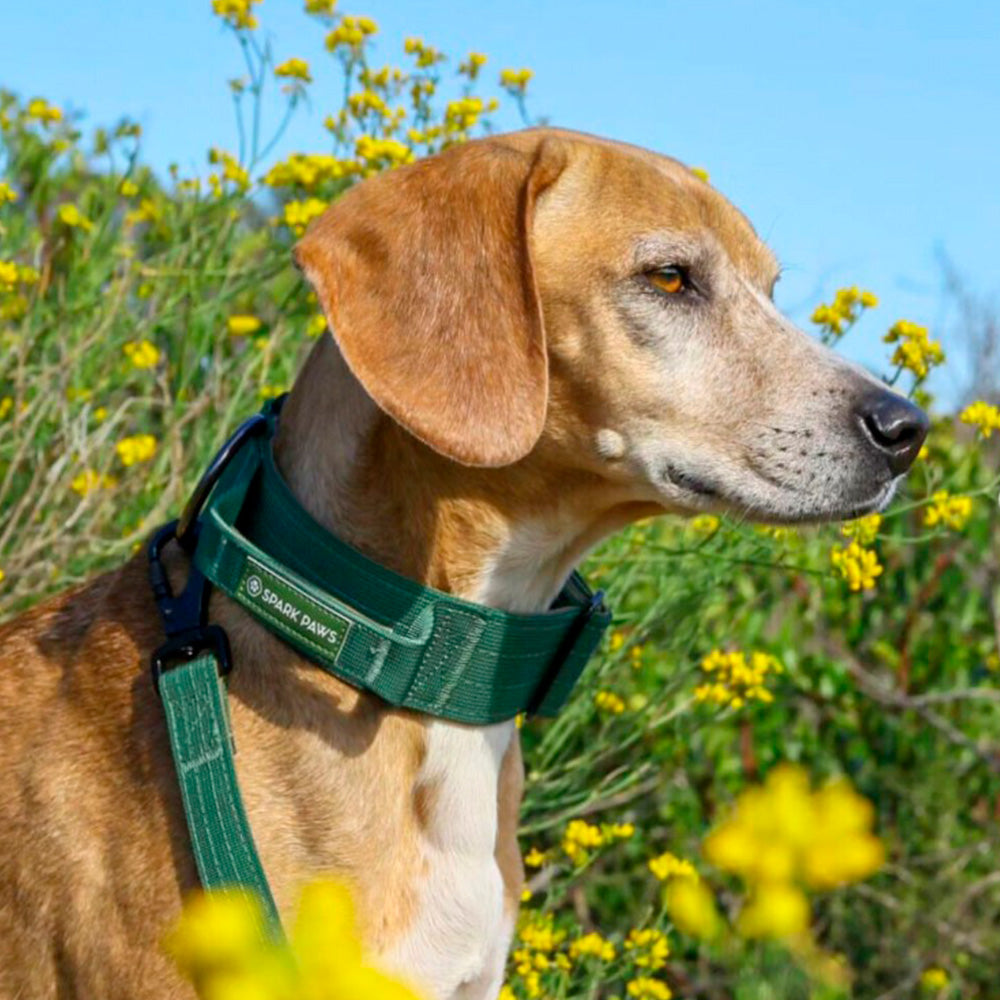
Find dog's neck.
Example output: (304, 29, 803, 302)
(273, 334, 639, 615)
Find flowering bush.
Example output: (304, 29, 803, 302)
(2, 3, 999, 998)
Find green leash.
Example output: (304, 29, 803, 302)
(148, 397, 611, 934)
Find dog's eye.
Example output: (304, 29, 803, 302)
(647, 266, 687, 295)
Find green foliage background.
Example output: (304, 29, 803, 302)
(2, 7, 999, 999)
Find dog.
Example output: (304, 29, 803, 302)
(0, 127, 927, 999)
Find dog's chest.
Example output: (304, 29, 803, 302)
(385, 719, 516, 1000)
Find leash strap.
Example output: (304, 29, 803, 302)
(159, 654, 282, 934)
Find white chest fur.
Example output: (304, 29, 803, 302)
(384, 719, 516, 1000)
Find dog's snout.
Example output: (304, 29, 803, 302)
(856, 391, 929, 475)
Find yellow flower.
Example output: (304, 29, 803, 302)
(57, 203, 94, 232)
(211, 0, 260, 30)
(281, 197, 327, 235)
(274, 57, 312, 82)
(624, 927, 669, 970)
(594, 690, 625, 714)
(122, 339, 161, 369)
(227, 314, 263, 337)
(690, 166, 710, 183)
(569, 931, 615, 962)
(116, 434, 157, 467)
(0, 181, 17, 204)
(923, 490, 973, 530)
(259, 384, 285, 400)
(604, 822, 635, 840)
(665, 877, 720, 940)
(523, 847, 548, 868)
(167, 881, 423, 1000)
(811, 286, 878, 336)
(119, 179, 140, 198)
(703, 764, 883, 919)
(500, 68, 534, 93)
(883, 319, 945, 379)
(920, 967, 950, 991)
(562, 819, 604, 864)
(626, 976, 673, 1000)
(694, 649, 783, 708)
(325, 15, 378, 52)
(71, 469, 117, 496)
(124, 198, 161, 227)
(840, 512, 881, 545)
(648, 851, 698, 882)
(458, 52, 488, 79)
(689, 513, 720, 534)
(208, 147, 250, 194)
(736, 882, 810, 940)
(830, 540, 882, 591)
(304, 0, 337, 13)
(0, 568, 5, 584)
(0, 396, 12, 420)
(960, 400, 1000, 438)
(25, 97, 63, 125)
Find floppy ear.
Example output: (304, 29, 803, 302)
(293, 134, 567, 467)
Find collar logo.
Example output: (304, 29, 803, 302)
(238, 557, 351, 659)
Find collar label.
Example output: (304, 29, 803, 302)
(237, 556, 351, 662)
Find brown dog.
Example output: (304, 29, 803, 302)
(0, 128, 926, 999)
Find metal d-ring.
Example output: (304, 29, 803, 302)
(175, 412, 268, 551)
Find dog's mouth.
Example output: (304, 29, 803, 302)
(660, 461, 719, 498)
(659, 456, 899, 525)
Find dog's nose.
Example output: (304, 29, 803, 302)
(856, 391, 929, 475)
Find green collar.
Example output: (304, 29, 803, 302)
(189, 401, 612, 725)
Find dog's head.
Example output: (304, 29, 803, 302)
(295, 128, 927, 524)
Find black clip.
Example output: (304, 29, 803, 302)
(148, 520, 232, 694)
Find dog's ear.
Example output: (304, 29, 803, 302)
(293, 134, 566, 467)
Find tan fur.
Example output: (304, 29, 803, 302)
(0, 128, 922, 999)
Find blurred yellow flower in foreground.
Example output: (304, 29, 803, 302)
(165, 882, 424, 1000)
(116, 434, 157, 467)
(0, 181, 17, 204)
(704, 764, 883, 940)
(665, 877, 721, 940)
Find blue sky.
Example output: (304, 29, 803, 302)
(4, 0, 998, 405)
